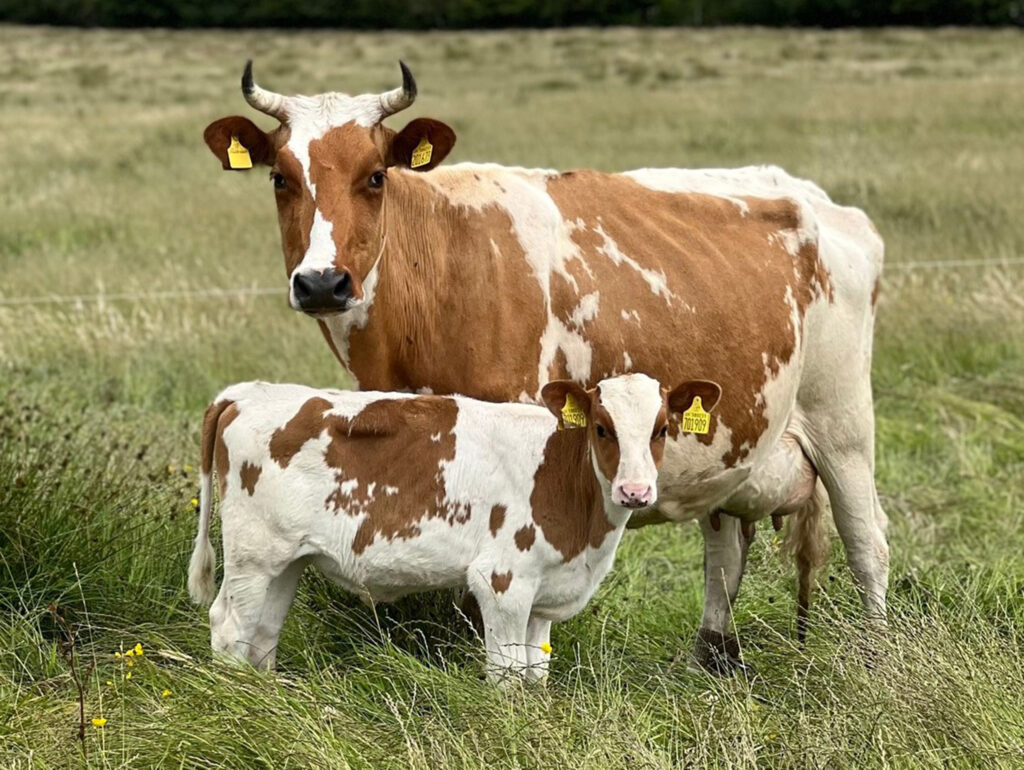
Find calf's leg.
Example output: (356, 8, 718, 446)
(209, 559, 306, 670)
(468, 567, 532, 684)
(524, 615, 552, 684)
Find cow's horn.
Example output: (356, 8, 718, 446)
(378, 60, 417, 118)
(241, 60, 290, 122)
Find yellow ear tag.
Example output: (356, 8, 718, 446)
(410, 137, 433, 168)
(559, 392, 588, 430)
(681, 396, 711, 435)
(227, 136, 252, 170)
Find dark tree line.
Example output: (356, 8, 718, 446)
(1, 0, 1020, 27)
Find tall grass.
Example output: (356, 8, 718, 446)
(1, 24, 1022, 767)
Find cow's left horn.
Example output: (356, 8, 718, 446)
(378, 60, 417, 118)
(241, 60, 290, 122)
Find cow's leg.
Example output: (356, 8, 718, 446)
(691, 515, 752, 675)
(209, 559, 306, 670)
(524, 615, 552, 684)
(812, 447, 889, 624)
(468, 568, 532, 684)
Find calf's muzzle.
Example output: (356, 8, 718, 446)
(292, 268, 354, 313)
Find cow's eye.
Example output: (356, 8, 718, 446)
(271, 172, 286, 190)
(658, 425, 668, 438)
(595, 425, 606, 438)
(368, 170, 386, 189)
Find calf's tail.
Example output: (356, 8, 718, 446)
(188, 399, 232, 606)
(782, 481, 830, 644)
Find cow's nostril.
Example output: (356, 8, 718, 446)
(293, 273, 313, 302)
(333, 272, 352, 300)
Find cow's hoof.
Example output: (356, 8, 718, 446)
(689, 627, 752, 677)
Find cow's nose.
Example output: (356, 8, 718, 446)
(616, 483, 654, 509)
(292, 268, 353, 312)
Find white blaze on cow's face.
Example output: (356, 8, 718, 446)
(202, 61, 456, 317)
(590, 374, 668, 508)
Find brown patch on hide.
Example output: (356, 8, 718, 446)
(240, 462, 262, 496)
(490, 570, 513, 594)
(489, 504, 507, 537)
(213, 403, 240, 498)
(529, 429, 611, 562)
(514, 524, 536, 551)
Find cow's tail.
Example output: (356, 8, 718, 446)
(188, 399, 233, 606)
(782, 481, 830, 644)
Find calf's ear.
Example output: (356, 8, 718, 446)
(541, 380, 593, 423)
(667, 380, 722, 415)
(203, 116, 275, 170)
(389, 118, 456, 171)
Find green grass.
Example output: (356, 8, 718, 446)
(2, 24, 1024, 768)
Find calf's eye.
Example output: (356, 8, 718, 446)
(271, 172, 286, 190)
(368, 170, 386, 189)
(659, 425, 668, 438)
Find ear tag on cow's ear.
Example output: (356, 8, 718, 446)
(559, 392, 588, 430)
(410, 137, 433, 168)
(227, 136, 253, 170)
(681, 397, 711, 435)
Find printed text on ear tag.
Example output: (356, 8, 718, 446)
(410, 137, 433, 168)
(560, 392, 588, 430)
(227, 136, 252, 169)
(681, 396, 711, 435)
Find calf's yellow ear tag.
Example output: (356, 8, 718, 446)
(681, 397, 711, 435)
(560, 392, 588, 430)
(227, 136, 252, 170)
(410, 137, 433, 168)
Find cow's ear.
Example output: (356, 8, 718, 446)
(667, 380, 722, 415)
(540, 380, 593, 425)
(389, 118, 456, 171)
(203, 116, 275, 170)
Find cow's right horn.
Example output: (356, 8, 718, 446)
(241, 60, 291, 122)
(378, 60, 417, 118)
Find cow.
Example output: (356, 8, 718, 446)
(202, 61, 888, 674)
(187, 373, 718, 680)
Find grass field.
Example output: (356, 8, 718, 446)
(2, 24, 1024, 768)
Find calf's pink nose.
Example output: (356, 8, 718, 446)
(617, 483, 654, 508)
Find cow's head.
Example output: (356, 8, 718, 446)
(203, 61, 456, 316)
(541, 374, 722, 510)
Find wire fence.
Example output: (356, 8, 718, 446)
(0, 256, 1021, 308)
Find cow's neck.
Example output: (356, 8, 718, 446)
(322, 171, 462, 392)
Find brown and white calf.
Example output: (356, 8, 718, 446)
(203, 62, 888, 672)
(188, 374, 720, 680)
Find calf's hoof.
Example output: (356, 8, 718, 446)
(689, 627, 754, 677)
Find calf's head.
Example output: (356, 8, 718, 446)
(541, 374, 722, 509)
(203, 61, 456, 316)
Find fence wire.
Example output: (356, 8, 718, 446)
(0, 257, 1022, 307)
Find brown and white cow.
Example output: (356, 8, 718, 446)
(187, 374, 717, 679)
(202, 62, 888, 673)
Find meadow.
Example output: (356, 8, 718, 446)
(1, 24, 1023, 768)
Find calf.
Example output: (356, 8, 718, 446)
(188, 374, 721, 681)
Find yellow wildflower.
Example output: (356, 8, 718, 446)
(91, 718, 107, 728)
(161, 689, 172, 698)
(167, 464, 176, 474)
(190, 498, 199, 509)
(540, 642, 552, 655)
(184, 464, 195, 473)
(125, 672, 132, 680)
(113, 651, 121, 659)
(106, 680, 113, 687)
(134, 643, 143, 656)
(125, 658, 134, 668)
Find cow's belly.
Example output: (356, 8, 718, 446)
(718, 431, 816, 520)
